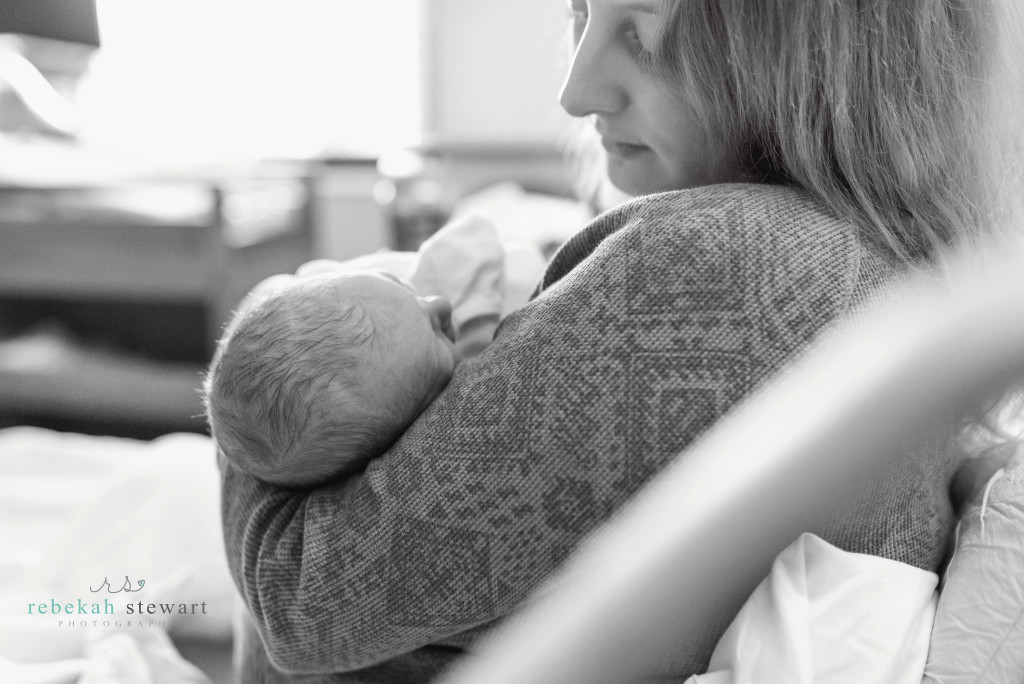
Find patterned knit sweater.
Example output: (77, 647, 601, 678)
(220, 184, 961, 682)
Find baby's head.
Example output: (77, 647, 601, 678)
(205, 271, 457, 487)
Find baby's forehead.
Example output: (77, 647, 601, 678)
(315, 270, 406, 292)
(318, 271, 421, 311)
(372, 270, 417, 292)
(308, 272, 420, 333)
(328, 270, 417, 297)
(283, 272, 386, 307)
(242, 272, 419, 351)
(252, 276, 372, 332)
(326, 273, 436, 342)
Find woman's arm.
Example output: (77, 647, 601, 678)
(221, 184, 871, 674)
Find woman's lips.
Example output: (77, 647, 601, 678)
(601, 137, 649, 158)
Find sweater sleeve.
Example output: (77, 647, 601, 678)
(220, 184, 865, 674)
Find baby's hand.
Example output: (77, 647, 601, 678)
(454, 313, 500, 360)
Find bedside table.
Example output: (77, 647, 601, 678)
(0, 177, 313, 437)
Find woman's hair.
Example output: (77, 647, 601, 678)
(640, 0, 1013, 264)
(561, 1, 1023, 448)
(642, 0, 1023, 451)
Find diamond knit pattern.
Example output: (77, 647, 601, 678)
(221, 184, 960, 683)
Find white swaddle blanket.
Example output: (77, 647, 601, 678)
(689, 533, 938, 684)
(291, 214, 544, 358)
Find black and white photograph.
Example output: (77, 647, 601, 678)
(1, 1, 1023, 682)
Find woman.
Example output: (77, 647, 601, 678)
(219, 1, 1013, 681)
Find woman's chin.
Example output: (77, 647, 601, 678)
(607, 158, 741, 197)
(607, 163, 673, 197)
(605, 152, 696, 197)
(606, 161, 655, 197)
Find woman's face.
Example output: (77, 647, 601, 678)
(560, 0, 738, 195)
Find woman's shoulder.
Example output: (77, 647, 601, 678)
(543, 183, 892, 294)
(621, 183, 858, 249)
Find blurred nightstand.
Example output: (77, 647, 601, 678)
(0, 176, 313, 438)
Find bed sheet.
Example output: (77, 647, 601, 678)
(0, 426, 235, 682)
(689, 533, 937, 684)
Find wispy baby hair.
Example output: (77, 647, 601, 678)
(204, 280, 384, 487)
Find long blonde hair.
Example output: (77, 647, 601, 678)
(649, 0, 1010, 264)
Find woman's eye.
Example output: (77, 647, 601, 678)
(567, 2, 588, 42)
(623, 23, 653, 61)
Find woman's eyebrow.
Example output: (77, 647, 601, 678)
(620, 1, 659, 14)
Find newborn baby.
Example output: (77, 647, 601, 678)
(205, 271, 458, 487)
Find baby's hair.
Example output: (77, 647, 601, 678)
(204, 281, 401, 487)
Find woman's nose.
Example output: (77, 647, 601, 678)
(559, 21, 627, 117)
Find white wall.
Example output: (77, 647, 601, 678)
(422, 0, 573, 147)
(317, 1, 583, 262)
(83, 0, 422, 162)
